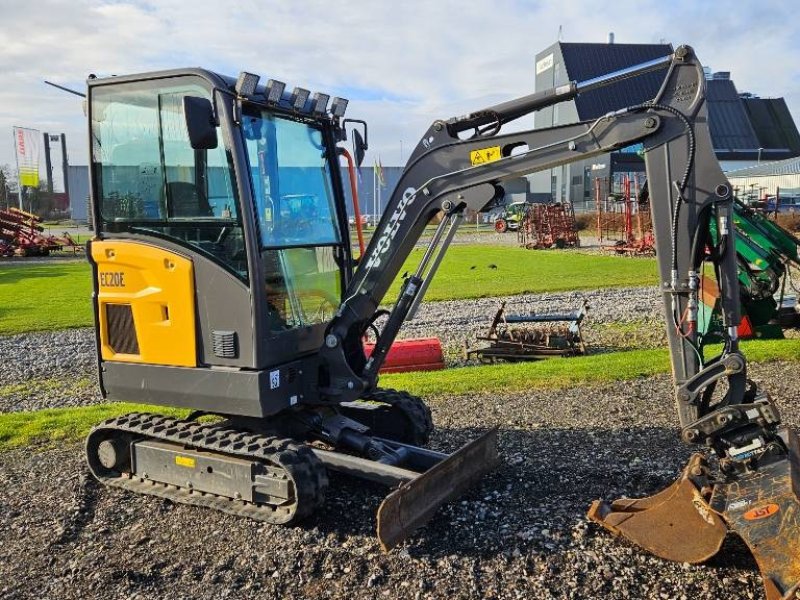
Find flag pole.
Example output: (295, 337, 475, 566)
(13, 127, 23, 210)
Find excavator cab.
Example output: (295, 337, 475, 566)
(89, 72, 352, 382)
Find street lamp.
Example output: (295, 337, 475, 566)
(757, 147, 764, 164)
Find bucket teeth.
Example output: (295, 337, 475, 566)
(587, 453, 727, 564)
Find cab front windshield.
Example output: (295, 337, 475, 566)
(242, 109, 344, 332)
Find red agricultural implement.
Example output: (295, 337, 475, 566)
(0, 207, 82, 257)
(364, 337, 445, 373)
(595, 175, 655, 255)
(517, 202, 581, 249)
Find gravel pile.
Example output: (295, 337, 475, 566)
(3, 361, 797, 599)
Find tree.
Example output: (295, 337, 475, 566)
(0, 164, 12, 211)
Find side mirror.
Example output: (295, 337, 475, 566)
(352, 129, 366, 167)
(343, 119, 368, 167)
(183, 96, 218, 150)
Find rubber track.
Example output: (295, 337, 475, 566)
(361, 388, 434, 446)
(86, 412, 328, 525)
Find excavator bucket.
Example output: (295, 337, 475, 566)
(587, 453, 727, 563)
(589, 429, 800, 600)
(376, 429, 499, 551)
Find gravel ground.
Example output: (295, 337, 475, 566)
(0, 328, 99, 413)
(2, 362, 798, 600)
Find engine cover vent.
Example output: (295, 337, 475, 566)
(212, 330, 238, 359)
(106, 304, 140, 355)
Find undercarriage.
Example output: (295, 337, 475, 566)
(86, 390, 498, 550)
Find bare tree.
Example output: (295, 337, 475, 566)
(0, 164, 13, 211)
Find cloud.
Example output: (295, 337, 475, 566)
(1, 0, 798, 171)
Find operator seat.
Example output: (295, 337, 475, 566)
(167, 181, 213, 218)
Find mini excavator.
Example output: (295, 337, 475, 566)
(85, 46, 800, 598)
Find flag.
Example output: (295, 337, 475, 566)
(13, 127, 40, 188)
(375, 156, 386, 188)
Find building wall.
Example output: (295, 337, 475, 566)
(532, 44, 581, 203)
(68, 165, 90, 222)
(728, 173, 800, 198)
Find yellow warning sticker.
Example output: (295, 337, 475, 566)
(469, 146, 502, 166)
(175, 455, 196, 468)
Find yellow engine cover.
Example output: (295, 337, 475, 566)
(91, 240, 197, 367)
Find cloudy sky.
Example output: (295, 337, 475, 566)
(1, 0, 798, 174)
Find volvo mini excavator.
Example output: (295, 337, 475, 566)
(86, 45, 800, 598)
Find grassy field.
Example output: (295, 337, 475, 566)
(0, 403, 190, 450)
(0, 262, 93, 335)
(0, 246, 657, 336)
(388, 245, 657, 301)
(2, 338, 798, 451)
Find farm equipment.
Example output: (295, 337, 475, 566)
(699, 198, 800, 340)
(465, 300, 587, 362)
(83, 45, 800, 597)
(595, 175, 655, 254)
(517, 202, 581, 249)
(364, 337, 445, 373)
(493, 200, 529, 233)
(0, 207, 82, 256)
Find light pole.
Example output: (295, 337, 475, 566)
(757, 147, 764, 164)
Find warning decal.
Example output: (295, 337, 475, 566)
(175, 455, 196, 468)
(470, 146, 502, 166)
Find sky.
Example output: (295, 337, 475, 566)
(1, 0, 798, 176)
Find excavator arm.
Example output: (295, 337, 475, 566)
(322, 46, 743, 416)
(321, 45, 800, 599)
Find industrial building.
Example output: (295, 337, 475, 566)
(726, 156, 800, 209)
(524, 37, 800, 211)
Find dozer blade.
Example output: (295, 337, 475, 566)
(711, 427, 800, 600)
(377, 428, 499, 551)
(587, 453, 728, 563)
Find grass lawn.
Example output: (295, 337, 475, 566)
(0, 262, 93, 335)
(0, 403, 190, 450)
(386, 245, 657, 301)
(2, 338, 798, 451)
(0, 245, 657, 336)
